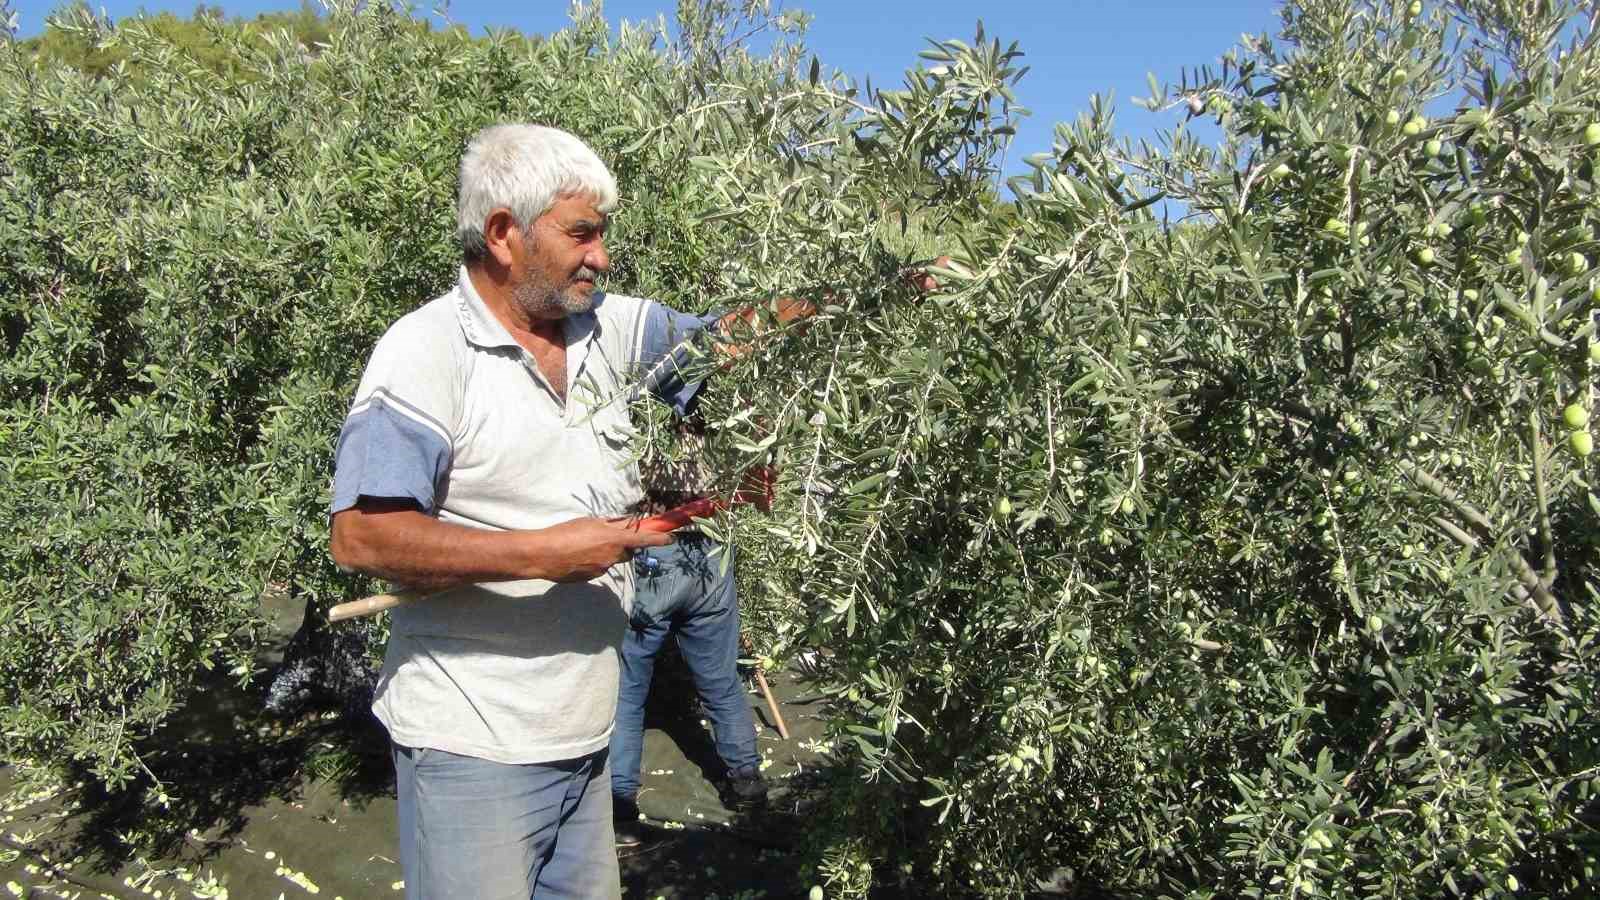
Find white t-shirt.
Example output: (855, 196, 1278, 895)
(331, 268, 710, 764)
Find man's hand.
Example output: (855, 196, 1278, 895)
(714, 295, 821, 359)
(905, 255, 953, 294)
(528, 517, 673, 583)
(732, 465, 777, 513)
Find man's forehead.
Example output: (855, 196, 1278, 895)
(546, 193, 610, 225)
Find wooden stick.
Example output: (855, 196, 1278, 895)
(740, 635, 790, 740)
(752, 665, 790, 740)
(328, 590, 424, 622)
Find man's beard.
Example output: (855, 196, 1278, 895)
(511, 266, 601, 319)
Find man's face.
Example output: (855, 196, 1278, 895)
(510, 193, 611, 321)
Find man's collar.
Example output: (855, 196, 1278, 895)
(455, 266, 521, 350)
(454, 266, 606, 350)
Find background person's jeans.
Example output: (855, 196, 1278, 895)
(610, 534, 761, 802)
(393, 744, 620, 900)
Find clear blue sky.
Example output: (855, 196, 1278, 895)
(8, 0, 1283, 180)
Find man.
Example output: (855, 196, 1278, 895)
(609, 431, 771, 847)
(329, 123, 750, 900)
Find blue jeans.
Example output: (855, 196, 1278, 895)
(393, 744, 620, 900)
(610, 535, 761, 801)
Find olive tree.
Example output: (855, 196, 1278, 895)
(664, 1, 1600, 896)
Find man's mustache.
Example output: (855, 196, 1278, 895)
(571, 268, 601, 283)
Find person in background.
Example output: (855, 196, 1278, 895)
(608, 424, 776, 845)
(610, 257, 949, 846)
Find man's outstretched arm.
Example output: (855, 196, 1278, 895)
(331, 497, 671, 591)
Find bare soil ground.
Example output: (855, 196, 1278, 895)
(0, 602, 835, 900)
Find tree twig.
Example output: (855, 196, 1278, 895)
(1403, 464, 1561, 624)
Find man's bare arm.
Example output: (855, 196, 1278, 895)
(712, 296, 818, 359)
(710, 257, 950, 359)
(330, 497, 671, 591)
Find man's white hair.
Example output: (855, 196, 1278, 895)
(456, 124, 618, 261)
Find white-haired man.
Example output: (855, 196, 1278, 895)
(329, 124, 746, 899)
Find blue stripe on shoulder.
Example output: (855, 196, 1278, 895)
(330, 401, 453, 515)
(638, 303, 719, 417)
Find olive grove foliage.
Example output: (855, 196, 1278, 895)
(3, 0, 1600, 897)
(0, 0, 755, 787)
(671, 0, 1600, 897)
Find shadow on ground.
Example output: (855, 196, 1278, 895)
(0, 597, 846, 899)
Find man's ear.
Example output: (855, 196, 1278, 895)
(482, 208, 522, 268)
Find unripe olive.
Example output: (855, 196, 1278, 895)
(1586, 122, 1600, 147)
(1385, 109, 1401, 126)
(1424, 138, 1443, 157)
(1571, 430, 1594, 457)
(1564, 403, 1591, 429)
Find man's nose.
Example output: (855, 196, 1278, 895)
(587, 239, 610, 273)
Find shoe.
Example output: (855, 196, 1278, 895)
(613, 795, 648, 848)
(718, 768, 768, 813)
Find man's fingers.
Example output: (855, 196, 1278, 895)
(907, 255, 953, 295)
(621, 528, 674, 548)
